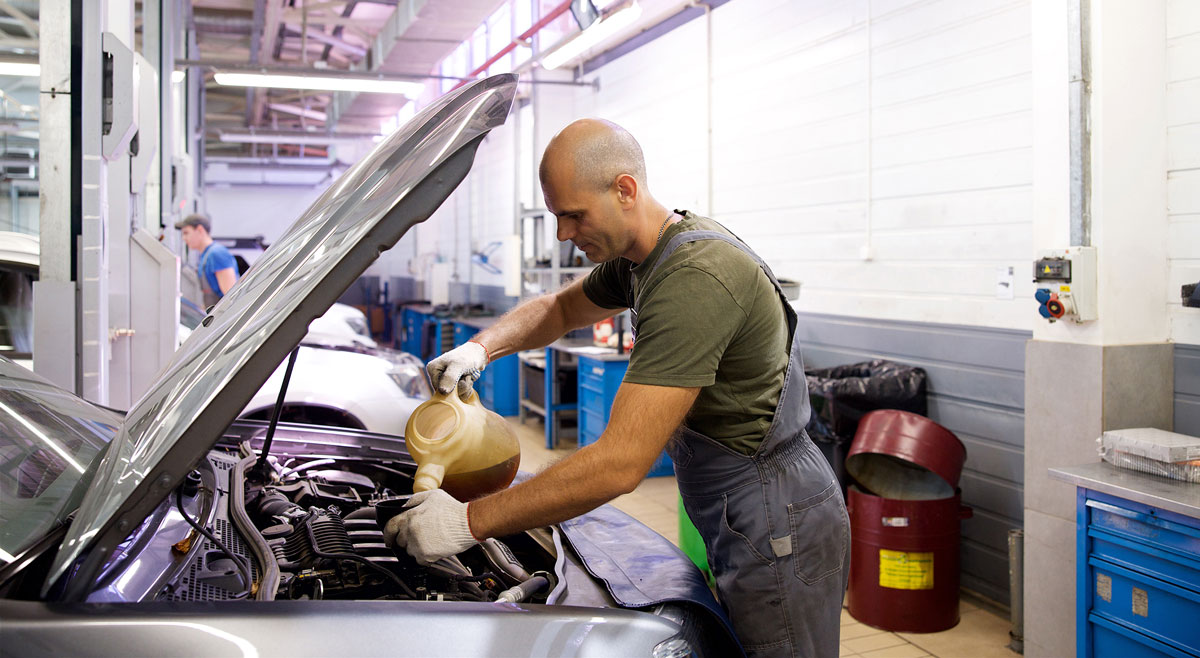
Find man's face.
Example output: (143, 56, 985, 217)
(181, 225, 205, 251)
(542, 166, 631, 264)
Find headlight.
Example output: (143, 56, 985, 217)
(652, 637, 693, 658)
(388, 362, 431, 399)
(347, 316, 370, 338)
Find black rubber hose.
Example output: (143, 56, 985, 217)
(175, 488, 252, 600)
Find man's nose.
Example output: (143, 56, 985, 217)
(556, 218, 574, 242)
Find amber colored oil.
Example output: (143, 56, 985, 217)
(440, 455, 520, 502)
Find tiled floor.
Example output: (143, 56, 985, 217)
(509, 417, 1018, 658)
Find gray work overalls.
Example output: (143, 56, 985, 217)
(633, 226, 851, 658)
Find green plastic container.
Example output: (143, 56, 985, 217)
(678, 494, 713, 586)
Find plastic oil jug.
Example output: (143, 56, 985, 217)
(404, 388, 520, 501)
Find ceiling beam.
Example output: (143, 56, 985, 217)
(282, 27, 366, 57)
(251, 0, 284, 128)
(0, 1, 37, 38)
(321, 0, 359, 62)
(245, 0, 264, 126)
(279, 9, 373, 29)
(0, 33, 37, 49)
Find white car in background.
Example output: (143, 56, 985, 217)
(1, 232, 429, 432)
(238, 311, 430, 435)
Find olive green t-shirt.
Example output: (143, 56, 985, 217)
(581, 212, 789, 456)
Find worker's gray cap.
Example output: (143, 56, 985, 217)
(174, 213, 212, 233)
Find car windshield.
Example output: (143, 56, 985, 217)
(0, 263, 35, 360)
(0, 361, 120, 564)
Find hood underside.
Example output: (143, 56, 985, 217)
(47, 73, 518, 598)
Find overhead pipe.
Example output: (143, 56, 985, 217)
(179, 59, 592, 87)
(451, 0, 574, 91)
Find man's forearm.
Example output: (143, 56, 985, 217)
(473, 293, 568, 360)
(466, 382, 699, 540)
(466, 442, 637, 539)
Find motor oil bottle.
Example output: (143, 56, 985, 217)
(404, 388, 520, 501)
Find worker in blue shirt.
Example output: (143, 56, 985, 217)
(176, 213, 239, 306)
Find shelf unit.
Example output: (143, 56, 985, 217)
(517, 206, 593, 299)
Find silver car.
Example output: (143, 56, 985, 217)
(0, 74, 738, 657)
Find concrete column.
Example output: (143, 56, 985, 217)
(33, 0, 76, 391)
(1024, 1, 1174, 656)
(78, 0, 110, 405)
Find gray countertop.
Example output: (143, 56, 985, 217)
(454, 315, 500, 329)
(549, 338, 631, 361)
(1049, 462, 1200, 520)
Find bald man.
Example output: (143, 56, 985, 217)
(386, 119, 850, 657)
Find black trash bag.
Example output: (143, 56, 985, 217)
(805, 359, 928, 494)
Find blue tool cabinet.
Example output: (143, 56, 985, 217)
(577, 356, 673, 478)
(400, 307, 429, 358)
(452, 321, 519, 417)
(1076, 488, 1200, 658)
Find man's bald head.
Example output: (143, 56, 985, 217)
(540, 119, 648, 193)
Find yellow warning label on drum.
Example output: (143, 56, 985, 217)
(879, 549, 934, 590)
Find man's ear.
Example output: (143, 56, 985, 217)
(614, 173, 638, 208)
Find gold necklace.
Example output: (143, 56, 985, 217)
(656, 212, 676, 243)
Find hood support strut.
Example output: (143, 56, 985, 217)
(256, 346, 300, 475)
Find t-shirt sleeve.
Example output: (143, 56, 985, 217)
(623, 265, 745, 388)
(581, 259, 632, 310)
(209, 246, 238, 275)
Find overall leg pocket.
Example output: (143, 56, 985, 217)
(683, 486, 788, 653)
(788, 482, 849, 585)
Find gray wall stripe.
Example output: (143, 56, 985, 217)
(1176, 344, 1200, 435)
(796, 311, 1029, 606)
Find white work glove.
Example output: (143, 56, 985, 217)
(426, 341, 489, 397)
(383, 489, 479, 564)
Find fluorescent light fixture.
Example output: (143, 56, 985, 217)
(171, 69, 186, 84)
(218, 131, 378, 146)
(0, 62, 39, 77)
(214, 72, 424, 97)
(541, 2, 642, 70)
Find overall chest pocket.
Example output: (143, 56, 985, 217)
(788, 481, 849, 585)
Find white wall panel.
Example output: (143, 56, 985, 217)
(1168, 0, 1200, 344)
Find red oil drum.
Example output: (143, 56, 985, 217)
(843, 409, 972, 633)
(846, 486, 972, 633)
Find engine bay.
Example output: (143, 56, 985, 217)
(92, 443, 558, 605)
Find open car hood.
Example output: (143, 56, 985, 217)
(47, 74, 518, 596)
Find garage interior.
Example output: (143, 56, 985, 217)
(1, 0, 1196, 657)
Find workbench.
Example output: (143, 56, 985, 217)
(1049, 463, 1200, 658)
(521, 339, 627, 449)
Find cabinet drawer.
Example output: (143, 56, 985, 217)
(578, 385, 607, 418)
(578, 426, 600, 449)
(1090, 614, 1194, 658)
(1088, 499, 1200, 590)
(579, 408, 607, 440)
(1088, 558, 1200, 655)
(578, 370, 605, 393)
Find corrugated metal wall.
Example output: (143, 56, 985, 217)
(796, 312, 1027, 605)
(1168, 0, 1200, 345)
(1177, 344, 1200, 435)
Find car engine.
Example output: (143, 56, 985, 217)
(152, 446, 555, 605)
